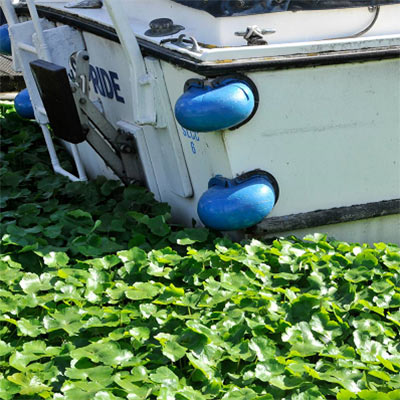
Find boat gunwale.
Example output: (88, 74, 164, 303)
(16, 4, 400, 76)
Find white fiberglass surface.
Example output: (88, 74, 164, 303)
(223, 59, 400, 216)
(34, 0, 400, 50)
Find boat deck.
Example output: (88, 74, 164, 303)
(32, 0, 400, 50)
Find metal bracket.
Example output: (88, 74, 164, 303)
(70, 50, 144, 184)
(75, 50, 90, 94)
(116, 129, 145, 184)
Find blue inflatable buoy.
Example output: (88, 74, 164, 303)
(14, 89, 35, 119)
(198, 171, 279, 231)
(175, 77, 256, 132)
(0, 24, 12, 55)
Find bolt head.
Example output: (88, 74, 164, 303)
(121, 144, 132, 153)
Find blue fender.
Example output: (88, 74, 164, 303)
(197, 171, 279, 231)
(175, 78, 256, 132)
(14, 89, 35, 119)
(0, 24, 12, 55)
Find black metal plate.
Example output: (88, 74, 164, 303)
(30, 59, 86, 144)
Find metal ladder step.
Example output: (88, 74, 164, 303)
(16, 42, 37, 54)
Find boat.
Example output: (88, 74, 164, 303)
(0, 0, 399, 244)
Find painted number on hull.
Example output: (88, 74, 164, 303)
(182, 128, 199, 154)
(69, 57, 125, 103)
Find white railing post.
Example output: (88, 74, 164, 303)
(0, 0, 18, 25)
(104, 0, 156, 125)
(25, 0, 51, 61)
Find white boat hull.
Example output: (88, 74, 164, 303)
(2, 0, 399, 244)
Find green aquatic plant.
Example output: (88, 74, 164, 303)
(1, 105, 399, 399)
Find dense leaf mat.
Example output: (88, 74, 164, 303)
(1, 105, 400, 399)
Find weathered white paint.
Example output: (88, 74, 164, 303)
(256, 214, 400, 245)
(226, 59, 400, 216)
(143, 57, 193, 198)
(191, 35, 400, 62)
(37, 24, 84, 68)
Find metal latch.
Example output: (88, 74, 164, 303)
(235, 25, 276, 45)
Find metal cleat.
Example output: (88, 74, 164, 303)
(235, 25, 275, 45)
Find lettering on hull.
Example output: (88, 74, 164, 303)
(89, 65, 124, 103)
(69, 55, 125, 103)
